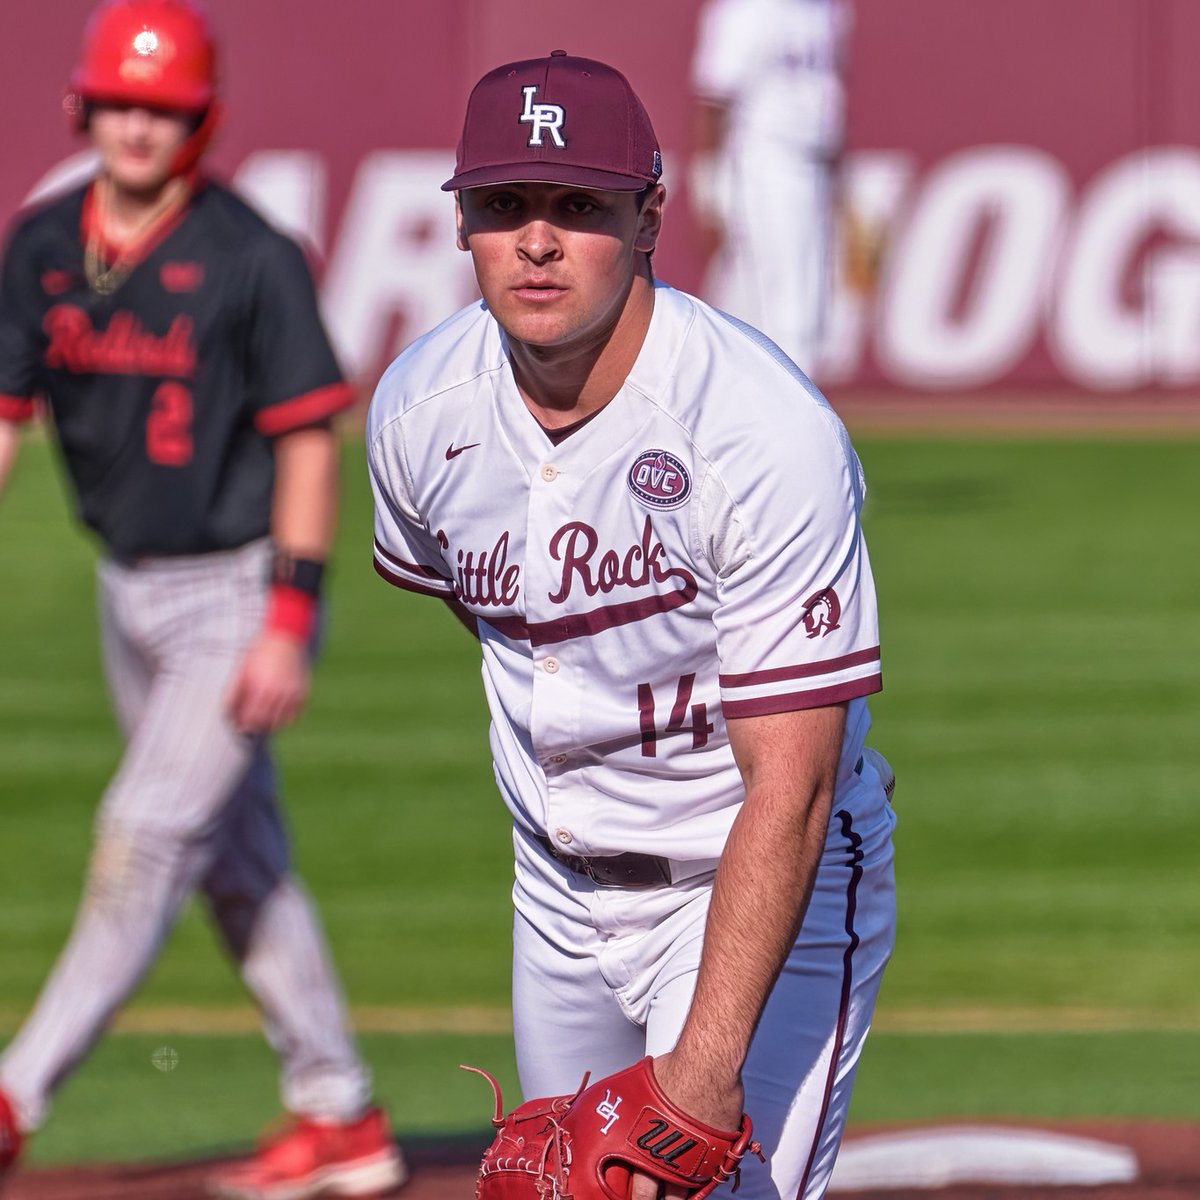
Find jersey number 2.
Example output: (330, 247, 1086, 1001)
(146, 382, 193, 467)
(638, 674, 714, 758)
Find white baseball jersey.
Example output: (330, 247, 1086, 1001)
(692, 0, 849, 156)
(367, 283, 882, 867)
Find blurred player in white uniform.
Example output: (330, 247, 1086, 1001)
(368, 51, 895, 1200)
(691, 0, 851, 374)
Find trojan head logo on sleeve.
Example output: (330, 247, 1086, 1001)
(520, 85, 566, 147)
(802, 588, 842, 638)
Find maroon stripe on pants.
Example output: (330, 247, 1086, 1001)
(796, 808, 863, 1200)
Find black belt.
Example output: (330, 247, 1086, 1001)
(534, 758, 865, 889)
(535, 835, 672, 888)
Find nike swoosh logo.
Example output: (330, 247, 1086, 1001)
(445, 442, 480, 460)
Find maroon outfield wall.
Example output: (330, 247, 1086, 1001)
(2, 0, 1199, 394)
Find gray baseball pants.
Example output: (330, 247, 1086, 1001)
(0, 540, 371, 1130)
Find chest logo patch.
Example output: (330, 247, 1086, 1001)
(627, 449, 691, 510)
(802, 588, 842, 638)
(41, 270, 76, 296)
(161, 261, 204, 292)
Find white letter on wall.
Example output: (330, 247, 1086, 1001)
(1051, 148, 1200, 388)
(877, 146, 1070, 389)
(322, 151, 475, 381)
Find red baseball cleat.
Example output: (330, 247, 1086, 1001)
(0, 1089, 23, 1184)
(208, 1107, 406, 1200)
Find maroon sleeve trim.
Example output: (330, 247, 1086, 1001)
(373, 538, 454, 583)
(255, 382, 357, 436)
(373, 557, 455, 597)
(719, 646, 882, 689)
(721, 673, 882, 719)
(0, 394, 36, 422)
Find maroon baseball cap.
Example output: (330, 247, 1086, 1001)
(442, 50, 662, 193)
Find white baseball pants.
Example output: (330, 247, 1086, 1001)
(510, 772, 895, 1200)
(704, 156, 835, 376)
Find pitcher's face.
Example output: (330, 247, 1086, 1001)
(456, 182, 664, 354)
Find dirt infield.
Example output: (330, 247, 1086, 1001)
(8, 1121, 1199, 1200)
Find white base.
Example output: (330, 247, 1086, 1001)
(828, 1125, 1138, 1191)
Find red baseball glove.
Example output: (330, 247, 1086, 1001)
(464, 1056, 761, 1200)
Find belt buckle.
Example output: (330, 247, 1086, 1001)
(579, 857, 607, 886)
(563, 852, 596, 880)
(561, 851, 615, 886)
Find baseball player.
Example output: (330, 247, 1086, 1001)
(690, 0, 851, 374)
(367, 51, 896, 1200)
(0, 4, 405, 1197)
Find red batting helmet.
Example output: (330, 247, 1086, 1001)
(67, 0, 221, 171)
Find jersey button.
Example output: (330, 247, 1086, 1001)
(540, 464, 559, 482)
(549, 753, 568, 765)
(542, 657, 560, 674)
(554, 828, 573, 845)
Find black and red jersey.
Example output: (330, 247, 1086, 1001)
(0, 179, 354, 558)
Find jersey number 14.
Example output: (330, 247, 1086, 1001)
(638, 673, 714, 757)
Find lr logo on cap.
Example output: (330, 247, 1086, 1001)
(520, 85, 566, 148)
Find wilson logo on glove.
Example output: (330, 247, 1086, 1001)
(463, 1057, 762, 1200)
(635, 1115, 702, 1168)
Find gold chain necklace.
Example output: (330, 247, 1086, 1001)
(84, 176, 189, 296)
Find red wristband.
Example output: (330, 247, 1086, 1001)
(265, 582, 318, 643)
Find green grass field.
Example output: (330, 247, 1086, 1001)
(1, 430, 1198, 1163)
